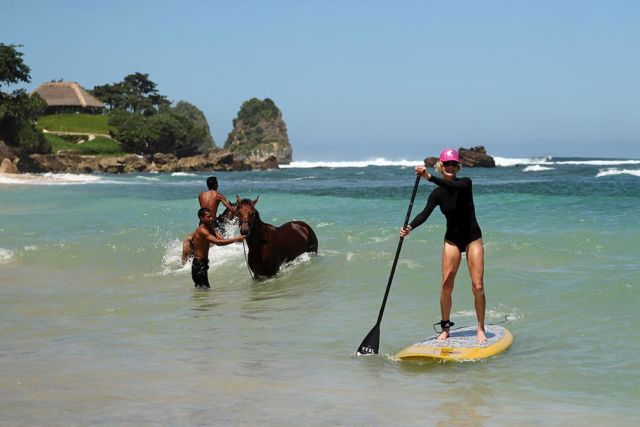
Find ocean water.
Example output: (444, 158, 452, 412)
(1, 157, 639, 426)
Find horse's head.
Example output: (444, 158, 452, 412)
(235, 195, 260, 236)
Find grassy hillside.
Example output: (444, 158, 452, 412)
(37, 113, 112, 134)
(45, 134, 126, 156)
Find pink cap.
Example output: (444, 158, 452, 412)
(439, 148, 460, 162)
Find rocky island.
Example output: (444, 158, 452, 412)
(424, 146, 496, 168)
(224, 98, 292, 164)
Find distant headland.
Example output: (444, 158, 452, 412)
(0, 44, 292, 174)
(1, 44, 496, 174)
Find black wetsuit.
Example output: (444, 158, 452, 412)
(191, 257, 210, 288)
(409, 175, 482, 252)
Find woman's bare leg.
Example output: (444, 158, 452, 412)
(439, 241, 461, 340)
(466, 239, 486, 341)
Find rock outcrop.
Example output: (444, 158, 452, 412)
(458, 146, 496, 167)
(425, 146, 495, 168)
(21, 149, 278, 174)
(0, 158, 20, 174)
(0, 140, 17, 162)
(224, 98, 292, 164)
(0, 140, 20, 173)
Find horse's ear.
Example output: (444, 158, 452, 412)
(236, 195, 241, 204)
(253, 195, 259, 205)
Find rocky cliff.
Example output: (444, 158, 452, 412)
(224, 98, 292, 164)
(425, 146, 496, 168)
(1, 135, 278, 174)
(8, 149, 278, 174)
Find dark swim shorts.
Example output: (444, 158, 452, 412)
(191, 257, 210, 289)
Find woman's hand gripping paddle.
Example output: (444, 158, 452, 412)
(356, 174, 421, 355)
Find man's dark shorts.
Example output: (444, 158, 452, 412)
(191, 257, 210, 288)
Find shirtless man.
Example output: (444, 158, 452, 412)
(190, 207, 244, 289)
(182, 176, 236, 264)
(199, 176, 235, 229)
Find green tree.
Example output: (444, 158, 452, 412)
(0, 43, 50, 155)
(108, 110, 159, 154)
(108, 108, 206, 156)
(148, 111, 205, 157)
(173, 101, 216, 152)
(225, 97, 285, 152)
(235, 97, 279, 128)
(91, 72, 170, 115)
(0, 44, 30, 84)
(96, 74, 211, 157)
(91, 82, 126, 111)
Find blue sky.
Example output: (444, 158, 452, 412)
(2, 0, 639, 160)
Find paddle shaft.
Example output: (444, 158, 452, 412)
(373, 173, 421, 326)
(357, 174, 422, 355)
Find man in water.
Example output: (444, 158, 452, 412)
(189, 207, 244, 289)
(182, 176, 236, 264)
(199, 176, 236, 230)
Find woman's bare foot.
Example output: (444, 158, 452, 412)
(476, 328, 487, 342)
(437, 330, 449, 340)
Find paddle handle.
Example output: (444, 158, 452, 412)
(374, 173, 421, 326)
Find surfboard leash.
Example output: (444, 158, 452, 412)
(432, 314, 511, 334)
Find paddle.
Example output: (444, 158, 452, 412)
(356, 173, 422, 355)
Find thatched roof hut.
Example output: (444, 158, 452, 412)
(32, 82, 104, 113)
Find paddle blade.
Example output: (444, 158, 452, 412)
(356, 325, 380, 356)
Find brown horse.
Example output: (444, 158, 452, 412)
(235, 196, 318, 278)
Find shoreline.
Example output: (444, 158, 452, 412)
(2, 154, 639, 177)
(2, 149, 280, 175)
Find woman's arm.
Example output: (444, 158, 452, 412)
(407, 192, 439, 230)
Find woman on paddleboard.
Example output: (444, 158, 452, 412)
(400, 148, 487, 342)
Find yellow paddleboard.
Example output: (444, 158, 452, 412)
(395, 324, 513, 362)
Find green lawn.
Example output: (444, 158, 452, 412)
(45, 134, 127, 156)
(37, 113, 112, 134)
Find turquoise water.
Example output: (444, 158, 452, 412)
(1, 158, 639, 426)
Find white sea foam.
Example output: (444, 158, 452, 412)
(493, 156, 552, 167)
(277, 252, 312, 274)
(281, 158, 423, 168)
(0, 172, 103, 185)
(171, 172, 197, 177)
(159, 224, 245, 276)
(286, 176, 316, 180)
(0, 248, 14, 264)
(315, 222, 334, 228)
(159, 239, 189, 275)
(523, 165, 555, 172)
(282, 156, 640, 169)
(596, 168, 640, 178)
(495, 156, 640, 167)
(557, 159, 640, 166)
